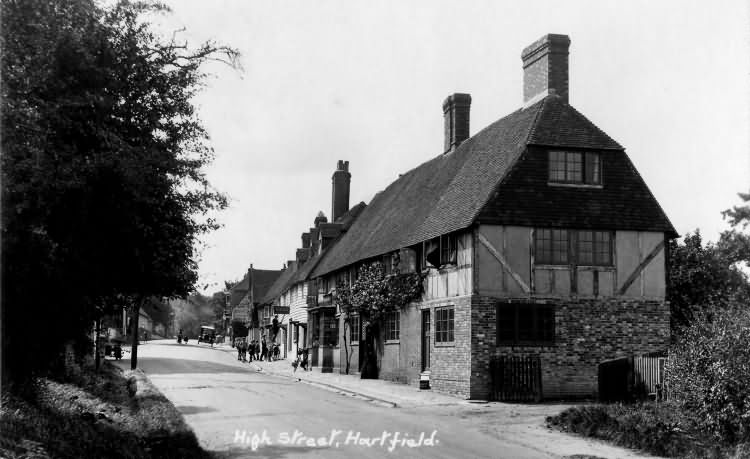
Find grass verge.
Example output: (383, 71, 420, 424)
(546, 402, 750, 458)
(0, 362, 211, 459)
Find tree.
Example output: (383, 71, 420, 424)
(1, 0, 237, 382)
(334, 262, 423, 376)
(718, 190, 750, 267)
(668, 191, 750, 331)
(666, 304, 750, 443)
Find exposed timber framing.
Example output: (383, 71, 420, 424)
(477, 231, 531, 294)
(618, 239, 665, 295)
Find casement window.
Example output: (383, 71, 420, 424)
(385, 311, 400, 341)
(534, 229, 569, 265)
(497, 302, 555, 346)
(440, 234, 457, 265)
(548, 151, 601, 185)
(350, 314, 360, 343)
(577, 230, 613, 266)
(535, 229, 613, 266)
(435, 307, 455, 343)
(382, 253, 398, 274)
(423, 233, 458, 268)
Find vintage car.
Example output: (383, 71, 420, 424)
(197, 325, 216, 344)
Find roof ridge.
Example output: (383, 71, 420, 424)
(524, 95, 548, 146)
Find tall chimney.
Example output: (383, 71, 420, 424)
(443, 93, 471, 153)
(522, 34, 570, 105)
(247, 264, 254, 306)
(331, 160, 351, 222)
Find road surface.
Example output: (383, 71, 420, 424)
(116, 340, 651, 459)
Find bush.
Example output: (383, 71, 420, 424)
(666, 306, 750, 444)
(547, 403, 695, 457)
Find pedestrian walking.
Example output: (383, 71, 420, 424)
(261, 338, 268, 361)
(237, 338, 243, 361)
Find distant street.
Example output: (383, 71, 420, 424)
(115, 340, 552, 459)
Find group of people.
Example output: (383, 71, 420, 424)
(236, 337, 279, 362)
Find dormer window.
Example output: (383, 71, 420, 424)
(549, 151, 601, 185)
(423, 233, 458, 269)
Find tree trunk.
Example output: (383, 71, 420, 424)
(343, 320, 350, 375)
(94, 317, 101, 371)
(130, 298, 143, 370)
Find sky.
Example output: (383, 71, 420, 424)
(154, 0, 750, 293)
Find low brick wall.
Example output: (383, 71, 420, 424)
(470, 296, 670, 399)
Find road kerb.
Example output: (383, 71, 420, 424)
(248, 362, 400, 408)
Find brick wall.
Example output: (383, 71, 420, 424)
(428, 296, 472, 397)
(470, 296, 670, 399)
(367, 296, 474, 399)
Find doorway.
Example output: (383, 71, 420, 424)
(421, 309, 431, 372)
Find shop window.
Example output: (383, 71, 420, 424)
(323, 313, 338, 347)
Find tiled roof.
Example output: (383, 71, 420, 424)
(283, 203, 368, 289)
(228, 268, 283, 307)
(260, 264, 298, 304)
(313, 94, 675, 277)
(527, 96, 622, 150)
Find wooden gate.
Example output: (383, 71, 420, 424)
(598, 354, 668, 402)
(633, 355, 667, 400)
(489, 355, 542, 402)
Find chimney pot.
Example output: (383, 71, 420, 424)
(522, 34, 570, 105)
(443, 93, 471, 153)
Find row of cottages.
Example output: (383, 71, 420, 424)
(257, 194, 367, 364)
(226, 266, 282, 345)
(261, 33, 676, 400)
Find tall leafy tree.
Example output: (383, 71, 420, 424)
(718, 190, 750, 267)
(1, 0, 238, 381)
(668, 191, 750, 331)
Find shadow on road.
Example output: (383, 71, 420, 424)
(144, 342, 222, 350)
(138, 358, 256, 375)
(177, 405, 219, 415)
(213, 444, 323, 459)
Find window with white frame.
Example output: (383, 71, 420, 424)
(385, 311, 400, 341)
(349, 314, 360, 344)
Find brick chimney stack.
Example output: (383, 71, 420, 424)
(443, 93, 471, 153)
(331, 160, 350, 222)
(522, 34, 570, 105)
(247, 264, 254, 306)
